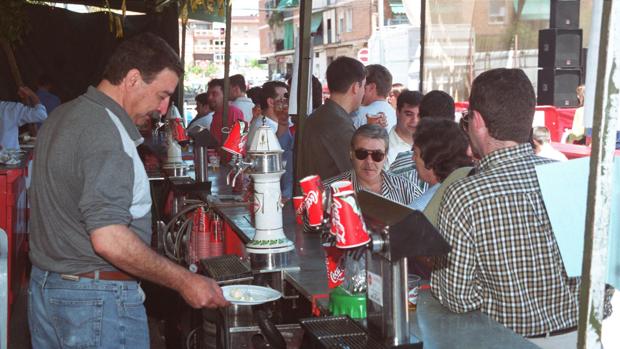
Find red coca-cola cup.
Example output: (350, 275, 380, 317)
(328, 181, 353, 235)
(292, 196, 304, 225)
(191, 207, 211, 260)
(299, 175, 324, 227)
(172, 118, 188, 142)
(323, 243, 345, 288)
(331, 191, 370, 249)
(222, 120, 248, 156)
(330, 180, 354, 195)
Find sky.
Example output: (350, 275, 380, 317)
(232, 0, 259, 16)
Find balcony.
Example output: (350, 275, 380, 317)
(312, 34, 324, 46)
(275, 39, 284, 51)
(193, 29, 222, 39)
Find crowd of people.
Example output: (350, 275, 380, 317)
(0, 31, 611, 349)
(192, 56, 606, 349)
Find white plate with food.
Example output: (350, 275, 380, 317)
(222, 285, 282, 305)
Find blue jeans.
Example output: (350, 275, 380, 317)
(28, 266, 149, 349)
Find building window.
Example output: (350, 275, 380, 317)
(326, 18, 333, 44)
(345, 9, 353, 32)
(488, 0, 507, 24)
(338, 15, 344, 36)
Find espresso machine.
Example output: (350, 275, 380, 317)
(301, 190, 451, 349)
(226, 122, 294, 271)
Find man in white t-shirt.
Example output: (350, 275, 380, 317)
(531, 126, 568, 162)
(187, 92, 213, 131)
(229, 74, 254, 122)
(386, 90, 423, 168)
(353, 64, 396, 130)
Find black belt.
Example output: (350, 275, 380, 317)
(527, 326, 577, 338)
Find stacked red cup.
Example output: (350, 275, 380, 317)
(192, 207, 211, 260)
(331, 191, 370, 249)
(172, 118, 188, 142)
(323, 243, 345, 288)
(292, 196, 305, 225)
(330, 180, 354, 195)
(222, 120, 249, 156)
(210, 215, 224, 257)
(329, 180, 354, 235)
(299, 175, 324, 227)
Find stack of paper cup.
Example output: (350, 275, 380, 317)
(331, 191, 370, 249)
(299, 175, 324, 227)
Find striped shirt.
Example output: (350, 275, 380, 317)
(323, 169, 420, 206)
(431, 144, 578, 337)
(388, 150, 429, 198)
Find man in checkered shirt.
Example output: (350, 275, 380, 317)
(431, 68, 579, 346)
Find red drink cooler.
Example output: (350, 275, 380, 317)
(0, 162, 30, 344)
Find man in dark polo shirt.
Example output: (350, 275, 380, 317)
(27, 33, 228, 349)
(298, 56, 366, 182)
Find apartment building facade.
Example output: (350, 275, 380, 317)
(259, 0, 377, 83)
(183, 15, 260, 69)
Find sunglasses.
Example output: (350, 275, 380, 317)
(459, 110, 472, 132)
(354, 149, 385, 162)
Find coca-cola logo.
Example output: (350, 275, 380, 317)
(304, 190, 319, 207)
(238, 134, 248, 149)
(331, 199, 346, 243)
(329, 266, 344, 283)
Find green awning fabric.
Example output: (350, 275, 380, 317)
(284, 20, 294, 50)
(277, 0, 299, 10)
(514, 0, 549, 21)
(188, 6, 225, 23)
(311, 12, 323, 33)
(389, 0, 406, 15)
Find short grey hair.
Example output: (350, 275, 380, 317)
(532, 126, 551, 144)
(351, 124, 389, 153)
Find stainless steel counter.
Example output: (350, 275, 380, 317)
(202, 167, 537, 348)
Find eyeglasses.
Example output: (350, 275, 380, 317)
(275, 93, 289, 103)
(459, 110, 472, 132)
(354, 149, 385, 162)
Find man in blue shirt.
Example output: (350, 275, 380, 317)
(0, 86, 47, 150)
(247, 81, 294, 199)
(36, 74, 61, 114)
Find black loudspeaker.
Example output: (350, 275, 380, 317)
(550, 0, 580, 29)
(581, 47, 587, 82)
(537, 68, 581, 107)
(538, 29, 582, 68)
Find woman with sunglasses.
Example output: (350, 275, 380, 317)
(323, 124, 420, 205)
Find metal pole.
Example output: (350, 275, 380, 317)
(179, 3, 187, 115)
(293, 0, 313, 195)
(222, 0, 233, 129)
(577, 0, 618, 348)
(378, 0, 385, 66)
(378, 0, 384, 28)
(419, 0, 425, 92)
